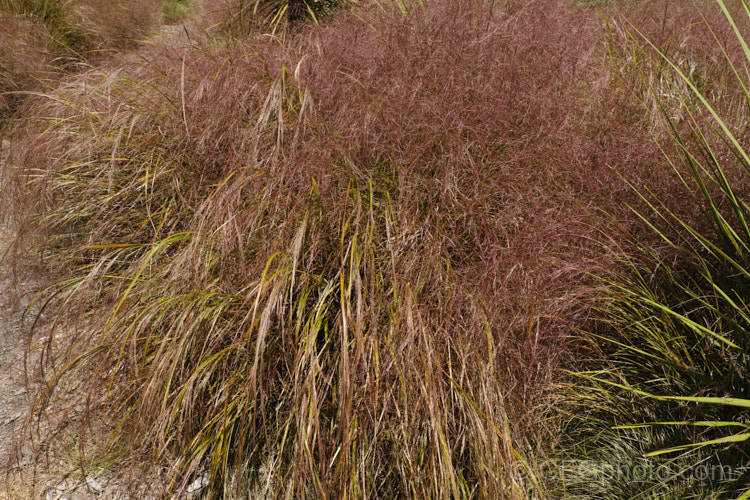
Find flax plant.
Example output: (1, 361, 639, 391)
(221, 0, 346, 35)
(559, 1, 750, 498)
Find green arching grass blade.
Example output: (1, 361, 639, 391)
(615, 421, 750, 429)
(644, 432, 750, 457)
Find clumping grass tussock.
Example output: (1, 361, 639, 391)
(3, 0, 733, 497)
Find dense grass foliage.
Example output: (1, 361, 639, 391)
(0, 0, 164, 121)
(0, 0, 163, 57)
(0, 10, 54, 121)
(3, 0, 750, 498)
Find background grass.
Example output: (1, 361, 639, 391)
(0, 0, 165, 123)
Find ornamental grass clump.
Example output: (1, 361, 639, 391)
(1, 0, 709, 497)
(3, 7, 557, 494)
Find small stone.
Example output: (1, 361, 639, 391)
(186, 475, 208, 493)
(86, 476, 104, 494)
(45, 489, 64, 500)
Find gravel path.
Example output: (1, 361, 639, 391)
(0, 218, 38, 499)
